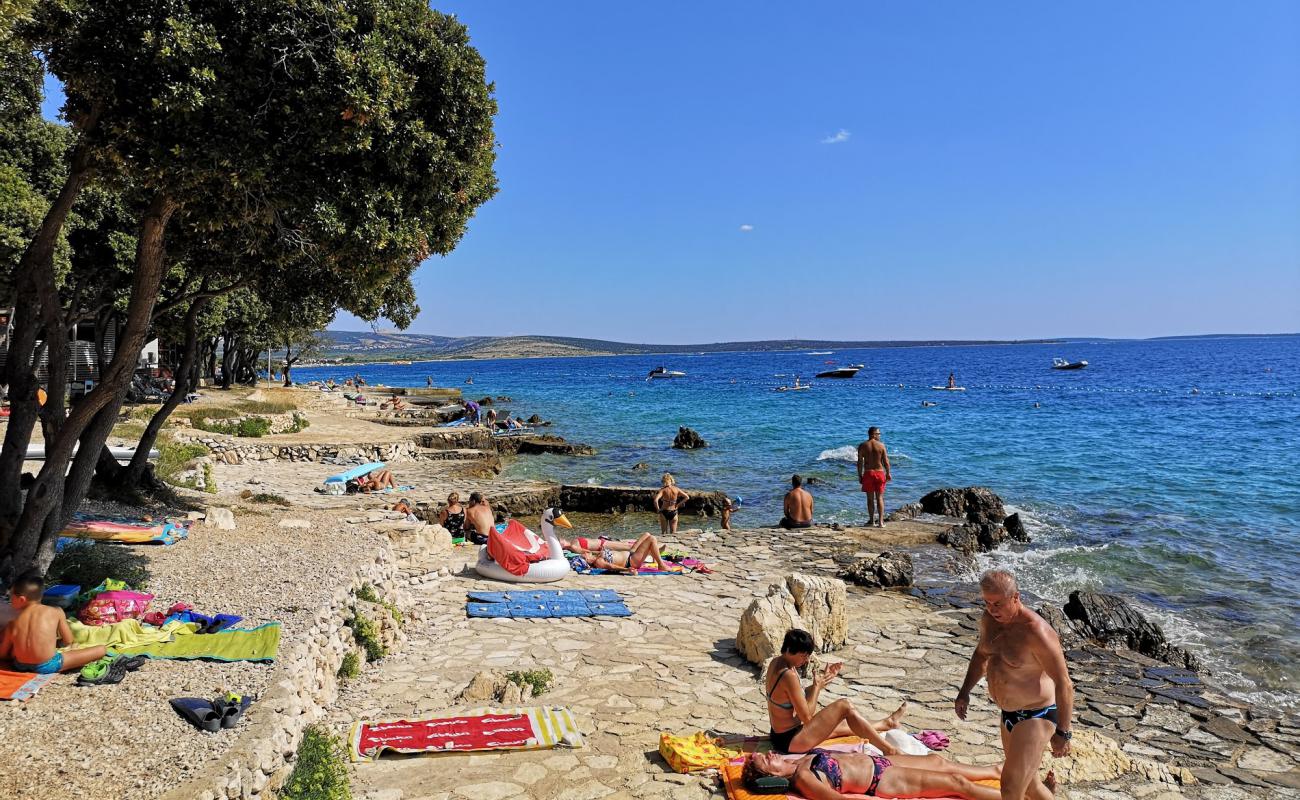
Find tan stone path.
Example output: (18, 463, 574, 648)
(327, 532, 1238, 800)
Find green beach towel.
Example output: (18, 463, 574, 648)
(115, 623, 281, 662)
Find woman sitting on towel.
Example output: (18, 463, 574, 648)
(565, 532, 669, 573)
(742, 746, 1004, 800)
(765, 629, 908, 755)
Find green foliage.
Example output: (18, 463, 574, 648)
(287, 412, 310, 433)
(249, 492, 289, 506)
(336, 651, 360, 681)
(279, 724, 352, 800)
(347, 609, 387, 662)
(354, 583, 379, 603)
(155, 440, 210, 485)
(202, 462, 216, 494)
(48, 540, 150, 591)
(195, 415, 271, 437)
(355, 583, 402, 627)
(506, 668, 553, 697)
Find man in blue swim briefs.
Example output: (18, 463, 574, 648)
(956, 569, 1073, 800)
(0, 570, 107, 674)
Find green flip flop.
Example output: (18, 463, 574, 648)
(77, 656, 113, 685)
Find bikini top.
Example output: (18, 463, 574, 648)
(807, 749, 843, 792)
(766, 666, 794, 710)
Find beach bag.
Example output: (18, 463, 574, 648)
(658, 732, 739, 773)
(78, 590, 154, 626)
(323, 482, 346, 496)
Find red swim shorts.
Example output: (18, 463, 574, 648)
(860, 470, 888, 493)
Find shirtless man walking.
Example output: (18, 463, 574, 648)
(956, 570, 1073, 800)
(856, 426, 891, 527)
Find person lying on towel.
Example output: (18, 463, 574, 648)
(349, 468, 396, 493)
(742, 747, 1006, 800)
(562, 532, 670, 573)
(0, 570, 106, 674)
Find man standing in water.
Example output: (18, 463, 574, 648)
(956, 570, 1073, 800)
(856, 426, 890, 527)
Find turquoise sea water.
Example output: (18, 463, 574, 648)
(297, 335, 1300, 707)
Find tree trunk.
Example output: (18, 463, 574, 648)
(118, 297, 206, 488)
(220, 332, 235, 389)
(0, 149, 95, 559)
(1, 192, 177, 578)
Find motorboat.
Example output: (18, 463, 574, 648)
(1052, 358, 1088, 370)
(646, 367, 686, 380)
(808, 351, 833, 355)
(815, 365, 863, 379)
(775, 384, 811, 392)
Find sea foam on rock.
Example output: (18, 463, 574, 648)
(737, 573, 847, 666)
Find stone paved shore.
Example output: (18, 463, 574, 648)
(332, 523, 1300, 800)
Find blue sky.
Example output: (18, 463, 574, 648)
(44, 2, 1300, 342)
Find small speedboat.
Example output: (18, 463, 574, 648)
(815, 365, 863, 379)
(647, 367, 686, 380)
(930, 385, 966, 391)
(1052, 358, 1088, 370)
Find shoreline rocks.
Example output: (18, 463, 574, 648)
(841, 551, 914, 588)
(737, 573, 848, 666)
(1062, 590, 1201, 671)
(672, 426, 707, 449)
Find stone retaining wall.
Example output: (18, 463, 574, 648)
(159, 531, 442, 800)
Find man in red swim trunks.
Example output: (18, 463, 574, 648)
(857, 426, 891, 528)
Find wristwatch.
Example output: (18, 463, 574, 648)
(1055, 728, 1072, 741)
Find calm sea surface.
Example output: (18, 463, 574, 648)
(298, 335, 1300, 707)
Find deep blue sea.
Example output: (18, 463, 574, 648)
(297, 335, 1300, 707)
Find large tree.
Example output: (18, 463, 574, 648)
(1, 0, 497, 577)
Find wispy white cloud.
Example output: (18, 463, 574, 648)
(739, 224, 754, 232)
(821, 129, 851, 145)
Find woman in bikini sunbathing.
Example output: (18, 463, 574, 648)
(765, 629, 908, 755)
(566, 532, 670, 573)
(742, 747, 1004, 800)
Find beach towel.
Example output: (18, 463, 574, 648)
(0, 669, 57, 702)
(466, 600, 633, 618)
(466, 589, 622, 604)
(575, 562, 686, 576)
(348, 706, 584, 762)
(59, 518, 190, 546)
(115, 623, 281, 662)
(70, 618, 197, 649)
(487, 519, 549, 577)
(720, 756, 999, 800)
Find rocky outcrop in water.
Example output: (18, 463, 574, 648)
(493, 434, 595, 456)
(920, 486, 1007, 522)
(672, 426, 708, 449)
(890, 486, 1029, 554)
(1061, 591, 1200, 671)
(841, 552, 913, 588)
(737, 573, 847, 666)
(938, 521, 1027, 555)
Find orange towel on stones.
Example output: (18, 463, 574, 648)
(0, 669, 57, 701)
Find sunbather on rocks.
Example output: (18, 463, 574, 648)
(742, 746, 1004, 800)
(0, 570, 106, 673)
(567, 532, 669, 572)
(357, 468, 396, 492)
(765, 629, 908, 754)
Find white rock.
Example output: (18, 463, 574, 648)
(205, 507, 237, 530)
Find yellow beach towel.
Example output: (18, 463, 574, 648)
(660, 732, 742, 773)
(69, 619, 198, 649)
(115, 623, 281, 662)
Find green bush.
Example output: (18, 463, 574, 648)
(202, 462, 216, 494)
(506, 668, 553, 697)
(337, 651, 360, 680)
(355, 584, 402, 628)
(196, 415, 272, 437)
(250, 492, 290, 506)
(287, 412, 310, 432)
(48, 540, 150, 591)
(279, 725, 352, 800)
(156, 440, 210, 485)
(354, 583, 379, 603)
(347, 611, 387, 662)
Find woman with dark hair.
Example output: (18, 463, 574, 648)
(741, 748, 1004, 799)
(765, 629, 908, 754)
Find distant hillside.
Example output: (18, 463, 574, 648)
(315, 331, 1062, 362)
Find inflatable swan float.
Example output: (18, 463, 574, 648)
(474, 507, 573, 583)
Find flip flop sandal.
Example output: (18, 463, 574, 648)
(97, 654, 134, 685)
(170, 697, 222, 733)
(213, 693, 254, 729)
(76, 656, 113, 685)
(119, 655, 148, 672)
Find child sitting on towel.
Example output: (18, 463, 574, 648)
(0, 570, 107, 673)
